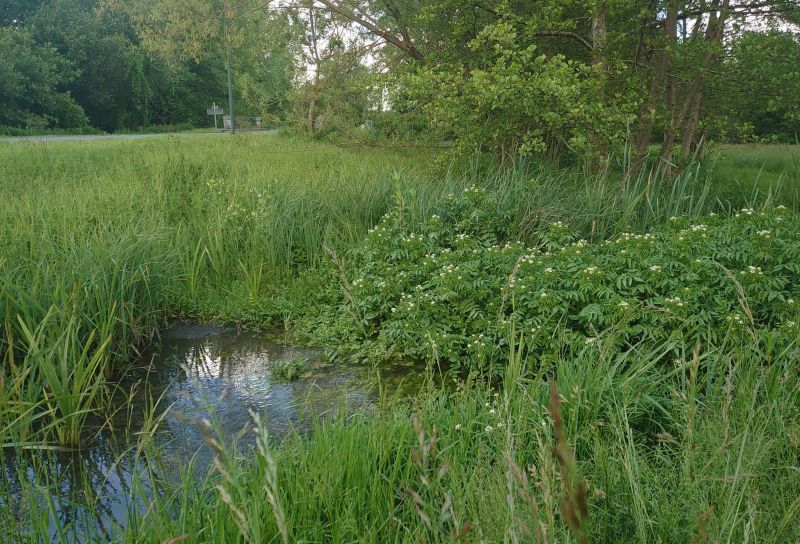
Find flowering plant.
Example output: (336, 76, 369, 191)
(322, 193, 799, 373)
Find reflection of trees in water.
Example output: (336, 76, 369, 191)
(2, 435, 156, 541)
(2, 328, 424, 539)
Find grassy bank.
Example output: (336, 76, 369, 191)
(1, 135, 799, 541)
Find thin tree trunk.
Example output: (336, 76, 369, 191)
(659, 0, 728, 169)
(306, 1, 321, 137)
(631, 0, 679, 174)
(678, 0, 729, 156)
(591, 8, 608, 66)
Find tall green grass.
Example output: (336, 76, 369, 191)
(1, 135, 797, 447)
(1, 135, 798, 540)
(3, 331, 797, 542)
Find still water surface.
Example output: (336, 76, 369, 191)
(1, 324, 422, 539)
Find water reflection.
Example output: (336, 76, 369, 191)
(2, 324, 425, 540)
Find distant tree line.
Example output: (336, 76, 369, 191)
(2, 0, 798, 163)
(1, 0, 261, 132)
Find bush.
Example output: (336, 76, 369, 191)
(320, 190, 800, 374)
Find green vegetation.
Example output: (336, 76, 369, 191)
(1, 135, 799, 541)
(3, 1, 800, 541)
(270, 356, 307, 381)
(3, 0, 799, 153)
(309, 194, 799, 372)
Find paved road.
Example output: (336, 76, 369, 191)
(0, 131, 269, 143)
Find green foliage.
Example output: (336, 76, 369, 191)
(713, 30, 800, 142)
(405, 18, 635, 160)
(271, 356, 306, 381)
(0, 26, 87, 129)
(1, 136, 800, 541)
(324, 190, 800, 373)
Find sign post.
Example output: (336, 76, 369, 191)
(206, 102, 223, 129)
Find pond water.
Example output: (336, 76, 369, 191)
(1, 324, 426, 539)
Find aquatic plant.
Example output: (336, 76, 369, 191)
(270, 356, 306, 382)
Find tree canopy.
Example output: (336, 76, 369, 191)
(2, 0, 798, 164)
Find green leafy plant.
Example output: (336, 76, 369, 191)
(325, 191, 799, 374)
(271, 356, 306, 381)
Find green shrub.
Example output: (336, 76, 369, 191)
(323, 190, 800, 373)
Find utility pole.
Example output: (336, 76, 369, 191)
(224, 17, 235, 134)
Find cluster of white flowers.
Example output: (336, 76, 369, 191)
(539, 292, 549, 299)
(726, 313, 744, 325)
(378, 281, 386, 290)
(544, 267, 554, 273)
(438, 263, 461, 279)
(351, 277, 365, 287)
(787, 321, 797, 329)
(740, 266, 764, 276)
(757, 229, 771, 238)
(464, 185, 486, 194)
(430, 214, 440, 221)
(735, 208, 755, 218)
(649, 265, 662, 272)
(585, 337, 598, 345)
(665, 296, 686, 307)
(617, 300, 630, 309)
(616, 232, 656, 243)
(669, 216, 679, 222)
(530, 325, 542, 334)
(403, 233, 422, 243)
(469, 333, 487, 348)
(583, 266, 599, 275)
(551, 221, 565, 228)
(788, 298, 795, 305)
(456, 233, 470, 241)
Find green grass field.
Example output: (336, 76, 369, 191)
(1, 135, 799, 542)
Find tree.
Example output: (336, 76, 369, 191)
(713, 30, 800, 141)
(0, 26, 86, 128)
(30, 0, 153, 131)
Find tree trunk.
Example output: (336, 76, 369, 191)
(678, 0, 729, 157)
(306, 87, 317, 137)
(306, 1, 321, 137)
(591, 8, 608, 66)
(659, 0, 729, 169)
(630, 0, 679, 174)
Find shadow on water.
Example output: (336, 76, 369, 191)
(1, 323, 429, 540)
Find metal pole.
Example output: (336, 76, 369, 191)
(224, 19, 235, 134)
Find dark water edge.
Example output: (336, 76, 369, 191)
(0, 323, 429, 541)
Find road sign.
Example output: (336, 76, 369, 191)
(207, 102, 223, 128)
